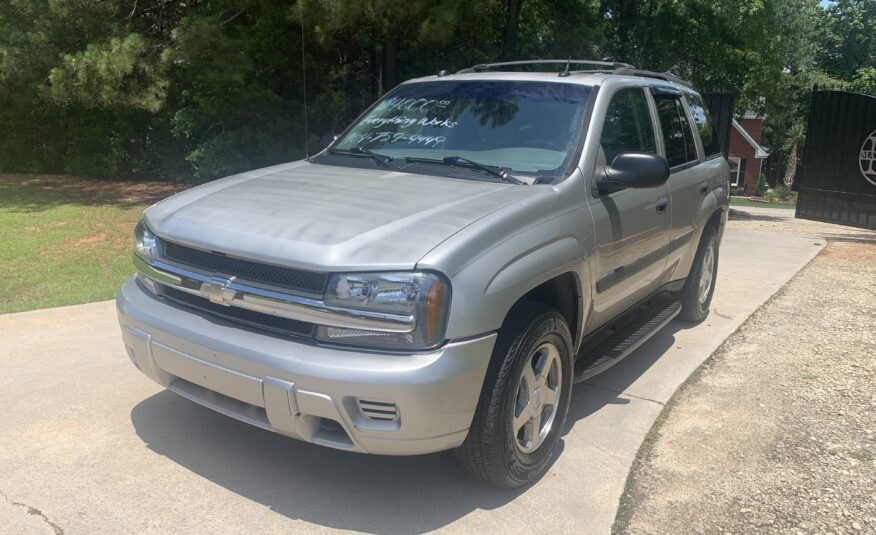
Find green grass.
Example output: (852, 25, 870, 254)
(730, 196, 796, 209)
(0, 174, 184, 314)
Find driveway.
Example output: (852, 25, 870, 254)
(0, 208, 825, 534)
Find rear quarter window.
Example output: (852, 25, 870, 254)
(655, 96, 698, 168)
(686, 93, 722, 157)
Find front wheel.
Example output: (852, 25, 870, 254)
(678, 224, 719, 322)
(454, 302, 573, 488)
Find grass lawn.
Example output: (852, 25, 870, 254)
(729, 196, 796, 209)
(0, 174, 186, 314)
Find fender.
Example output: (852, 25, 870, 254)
(443, 218, 591, 342)
(417, 172, 596, 344)
(484, 235, 592, 350)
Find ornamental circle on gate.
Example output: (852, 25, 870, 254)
(861, 130, 876, 187)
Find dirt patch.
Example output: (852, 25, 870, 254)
(0, 173, 189, 209)
(615, 236, 876, 534)
(39, 230, 134, 260)
(72, 232, 108, 246)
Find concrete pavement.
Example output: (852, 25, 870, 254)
(0, 210, 826, 534)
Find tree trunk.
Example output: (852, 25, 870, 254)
(615, 0, 639, 62)
(500, 0, 524, 60)
(384, 36, 397, 91)
(375, 42, 384, 95)
(782, 144, 798, 200)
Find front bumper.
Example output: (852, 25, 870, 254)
(117, 277, 496, 455)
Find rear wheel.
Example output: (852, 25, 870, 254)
(454, 302, 573, 488)
(678, 224, 719, 322)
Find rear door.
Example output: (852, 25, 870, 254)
(651, 88, 705, 261)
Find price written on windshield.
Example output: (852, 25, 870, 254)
(362, 115, 458, 129)
(352, 97, 457, 147)
(382, 97, 452, 112)
(347, 131, 447, 147)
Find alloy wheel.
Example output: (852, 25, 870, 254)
(513, 342, 562, 454)
(698, 241, 715, 305)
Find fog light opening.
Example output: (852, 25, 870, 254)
(319, 417, 342, 433)
(312, 417, 354, 449)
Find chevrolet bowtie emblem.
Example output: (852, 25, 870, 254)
(201, 276, 238, 306)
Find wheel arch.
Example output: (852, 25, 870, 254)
(696, 205, 725, 253)
(670, 200, 726, 282)
(507, 271, 585, 352)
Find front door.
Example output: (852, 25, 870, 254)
(588, 86, 672, 327)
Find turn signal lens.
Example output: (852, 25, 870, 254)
(425, 279, 446, 342)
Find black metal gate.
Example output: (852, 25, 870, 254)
(796, 89, 876, 230)
(701, 92, 735, 157)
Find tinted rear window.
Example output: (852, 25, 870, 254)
(686, 93, 722, 157)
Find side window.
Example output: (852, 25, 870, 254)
(600, 88, 657, 164)
(686, 93, 722, 157)
(655, 95, 698, 167)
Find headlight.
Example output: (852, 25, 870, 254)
(316, 272, 450, 350)
(133, 219, 159, 261)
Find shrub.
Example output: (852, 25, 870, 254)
(765, 190, 782, 203)
(754, 174, 768, 196)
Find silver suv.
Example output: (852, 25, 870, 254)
(117, 60, 729, 488)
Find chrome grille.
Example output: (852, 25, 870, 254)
(163, 241, 328, 295)
(159, 285, 314, 338)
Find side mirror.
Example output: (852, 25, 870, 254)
(598, 152, 670, 193)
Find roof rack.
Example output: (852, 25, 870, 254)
(458, 59, 633, 75)
(455, 59, 691, 87)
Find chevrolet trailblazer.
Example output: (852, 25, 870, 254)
(118, 60, 729, 488)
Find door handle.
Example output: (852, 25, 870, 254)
(699, 182, 709, 194)
(656, 197, 669, 213)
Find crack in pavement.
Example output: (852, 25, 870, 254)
(0, 489, 64, 535)
(580, 382, 666, 406)
(721, 274, 784, 286)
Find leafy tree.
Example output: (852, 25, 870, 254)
(816, 0, 876, 80)
(0, 0, 870, 182)
(851, 66, 876, 94)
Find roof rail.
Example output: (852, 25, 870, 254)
(610, 67, 692, 88)
(457, 59, 634, 75)
(455, 59, 692, 87)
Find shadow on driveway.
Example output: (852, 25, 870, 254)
(130, 322, 687, 533)
(729, 208, 876, 244)
(728, 207, 791, 221)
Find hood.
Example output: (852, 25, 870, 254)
(145, 160, 541, 272)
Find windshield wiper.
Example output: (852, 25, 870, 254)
(328, 145, 393, 166)
(404, 156, 526, 185)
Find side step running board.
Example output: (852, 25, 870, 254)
(574, 294, 681, 382)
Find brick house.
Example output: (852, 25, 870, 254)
(728, 113, 770, 195)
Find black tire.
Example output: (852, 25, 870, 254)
(454, 301, 574, 488)
(678, 223, 719, 322)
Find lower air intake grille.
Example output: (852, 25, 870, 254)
(357, 399, 400, 421)
(163, 241, 328, 295)
(160, 285, 314, 338)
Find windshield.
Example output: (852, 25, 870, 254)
(331, 80, 592, 178)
